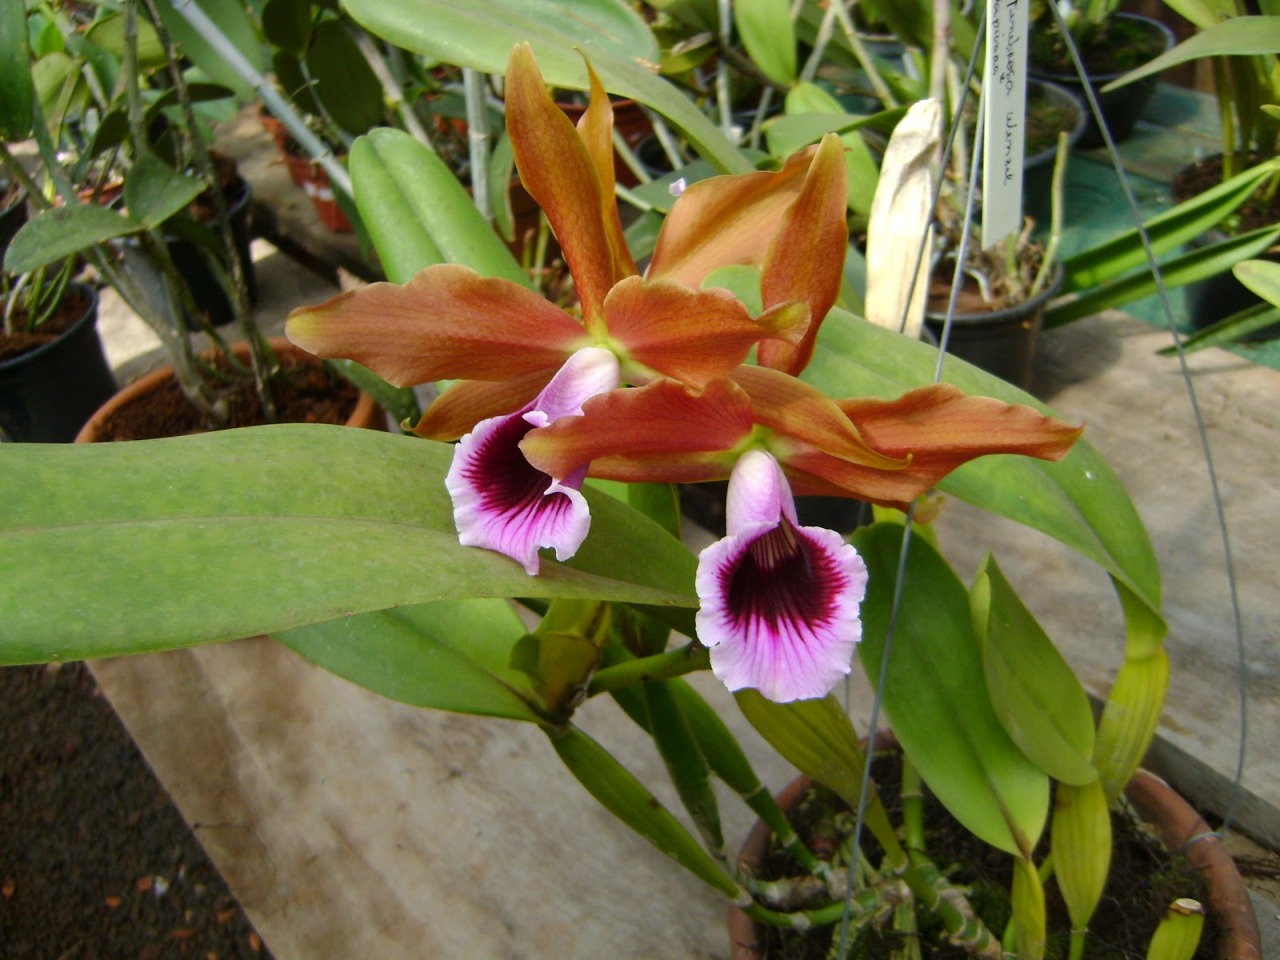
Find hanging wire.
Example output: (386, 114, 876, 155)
(1044, 3, 1248, 842)
(836, 19, 989, 957)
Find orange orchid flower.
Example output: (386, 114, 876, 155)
(286, 44, 848, 441)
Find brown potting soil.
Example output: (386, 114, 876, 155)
(0, 286, 92, 364)
(753, 750, 1218, 960)
(93, 355, 359, 441)
(0, 662, 274, 960)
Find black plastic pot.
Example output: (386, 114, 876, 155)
(1022, 80, 1087, 224)
(0, 284, 117, 443)
(925, 263, 1065, 391)
(1029, 13, 1175, 148)
(167, 176, 257, 329)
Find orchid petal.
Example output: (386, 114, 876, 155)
(521, 376, 754, 485)
(696, 451, 868, 703)
(779, 384, 1083, 508)
(757, 134, 850, 375)
(730, 366, 908, 471)
(287, 264, 587, 386)
(647, 146, 816, 288)
(506, 44, 615, 332)
(412, 372, 554, 441)
(604, 277, 787, 389)
(576, 57, 637, 283)
(446, 349, 620, 575)
(835, 385, 1084, 465)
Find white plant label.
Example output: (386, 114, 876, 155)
(981, 0, 1030, 249)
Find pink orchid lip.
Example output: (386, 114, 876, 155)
(695, 451, 868, 703)
(446, 349, 620, 575)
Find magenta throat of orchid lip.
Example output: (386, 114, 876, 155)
(468, 414, 569, 515)
(723, 519, 841, 632)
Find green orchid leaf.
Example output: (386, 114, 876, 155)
(1047, 224, 1280, 328)
(0, 0, 33, 140)
(124, 150, 207, 230)
(0, 425, 698, 665)
(3, 204, 140, 275)
(974, 556, 1097, 786)
(349, 128, 530, 287)
(1061, 158, 1280, 291)
(853, 522, 1049, 858)
(340, 0, 753, 174)
(1158, 302, 1280, 355)
(548, 723, 741, 897)
(306, 18, 385, 135)
(734, 690, 864, 803)
(736, 0, 796, 87)
(734, 689, 905, 865)
(1104, 16, 1280, 91)
(277, 598, 543, 722)
(807, 307, 1162, 618)
(644, 681, 724, 853)
(149, 0, 265, 100)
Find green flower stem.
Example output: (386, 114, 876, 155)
(587, 641, 710, 695)
(901, 859, 1003, 960)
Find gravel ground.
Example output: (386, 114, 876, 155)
(0, 662, 273, 960)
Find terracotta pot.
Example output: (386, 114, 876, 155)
(729, 758, 1262, 960)
(74, 338, 382, 443)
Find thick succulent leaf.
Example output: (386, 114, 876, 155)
(805, 307, 1163, 632)
(340, 0, 752, 174)
(853, 522, 1049, 858)
(973, 556, 1097, 786)
(277, 599, 542, 722)
(4, 205, 140, 275)
(348, 129, 528, 287)
(0, 425, 697, 664)
(0, 0, 32, 140)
